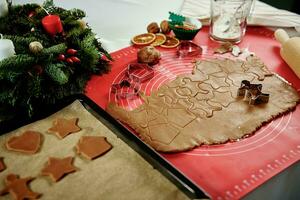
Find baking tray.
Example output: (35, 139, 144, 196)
(0, 94, 208, 199)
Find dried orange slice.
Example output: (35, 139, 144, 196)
(160, 36, 180, 48)
(151, 33, 166, 46)
(132, 33, 156, 45)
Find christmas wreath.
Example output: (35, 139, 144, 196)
(0, 0, 111, 120)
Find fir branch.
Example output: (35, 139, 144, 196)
(42, 0, 54, 9)
(41, 43, 67, 55)
(0, 80, 23, 107)
(4, 35, 40, 45)
(78, 33, 100, 68)
(3, 35, 42, 54)
(27, 75, 42, 98)
(61, 9, 85, 20)
(45, 63, 69, 85)
(0, 82, 14, 102)
(95, 37, 113, 61)
(67, 26, 82, 38)
(0, 55, 36, 82)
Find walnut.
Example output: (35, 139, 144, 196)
(29, 41, 43, 54)
(147, 22, 160, 34)
(137, 46, 161, 65)
(77, 19, 87, 29)
(160, 20, 171, 34)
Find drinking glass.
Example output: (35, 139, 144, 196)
(210, 0, 254, 43)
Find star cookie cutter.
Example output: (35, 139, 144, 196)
(125, 63, 154, 83)
(111, 78, 140, 100)
(237, 80, 269, 105)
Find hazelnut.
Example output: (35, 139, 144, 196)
(160, 20, 171, 34)
(147, 22, 160, 34)
(137, 46, 161, 65)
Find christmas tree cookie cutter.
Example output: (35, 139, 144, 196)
(237, 80, 269, 105)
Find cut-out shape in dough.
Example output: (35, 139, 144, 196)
(209, 91, 235, 107)
(149, 124, 179, 144)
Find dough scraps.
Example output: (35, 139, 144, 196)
(6, 131, 42, 154)
(76, 136, 112, 160)
(0, 174, 41, 200)
(0, 158, 5, 172)
(107, 56, 300, 152)
(41, 157, 77, 182)
(48, 118, 81, 139)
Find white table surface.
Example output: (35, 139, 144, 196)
(15, 0, 183, 52)
(11, 1, 300, 199)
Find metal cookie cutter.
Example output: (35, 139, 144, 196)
(111, 78, 140, 100)
(237, 80, 269, 105)
(125, 63, 154, 83)
(177, 41, 202, 58)
(111, 62, 154, 100)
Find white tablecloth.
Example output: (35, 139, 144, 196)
(12, 1, 300, 199)
(181, 0, 300, 28)
(15, 0, 183, 52)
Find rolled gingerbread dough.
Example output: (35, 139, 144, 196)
(107, 56, 300, 152)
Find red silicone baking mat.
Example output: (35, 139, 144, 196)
(86, 26, 300, 199)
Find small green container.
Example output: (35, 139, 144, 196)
(168, 12, 202, 40)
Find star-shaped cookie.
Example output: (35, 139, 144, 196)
(48, 118, 81, 139)
(0, 174, 41, 200)
(41, 157, 77, 182)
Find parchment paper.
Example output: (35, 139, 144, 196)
(0, 100, 188, 200)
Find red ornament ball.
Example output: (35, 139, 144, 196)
(57, 54, 65, 61)
(66, 58, 74, 64)
(70, 56, 80, 63)
(66, 49, 77, 55)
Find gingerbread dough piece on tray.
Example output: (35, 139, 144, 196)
(0, 157, 6, 172)
(6, 131, 42, 154)
(107, 56, 300, 152)
(48, 118, 81, 139)
(0, 174, 41, 200)
(76, 136, 112, 160)
(41, 157, 77, 182)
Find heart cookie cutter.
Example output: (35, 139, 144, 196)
(237, 80, 269, 105)
(177, 41, 202, 58)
